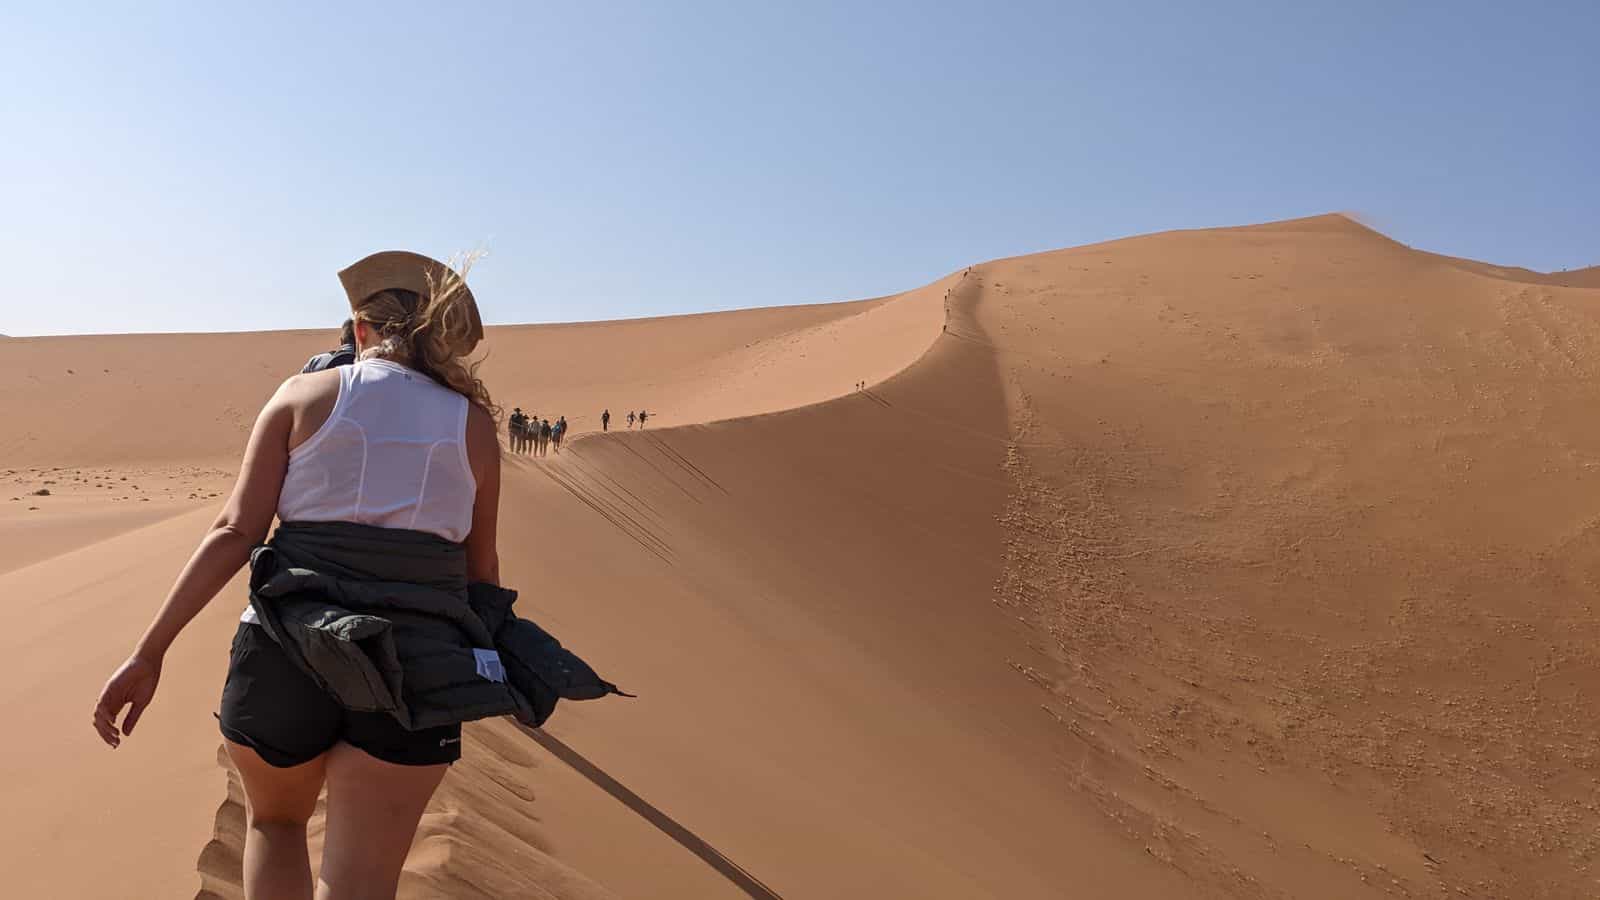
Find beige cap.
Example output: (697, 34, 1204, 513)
(337, 250, 484, 353)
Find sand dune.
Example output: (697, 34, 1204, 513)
(4, 214, 1598, 897)
(974, 214, 1600, 896)
(0, 295, 936, 469)
(0, 508, 247, 898)
(1424, 255, 1600, 289)
(1544, 267, 1600, 289)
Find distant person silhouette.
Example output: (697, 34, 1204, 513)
(299, 319, 357, 374)
(638, 410, 648, 428)
(518, 411, 534, 455)
(539, 418, 552, 457)
(553, 416, 567, 452)
(627, 411, 636, 429)
(509, 408, 526, 454)
(601, 409, 610, 432)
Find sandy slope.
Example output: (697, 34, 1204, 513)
(0, 508, 246, 898)
(977, 214, 1600, 897)
(4, 214, 1599, 897)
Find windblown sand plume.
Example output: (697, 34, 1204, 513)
(2, 214, 1597, 897)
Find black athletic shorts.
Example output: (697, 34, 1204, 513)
(218, 622, 461, 768)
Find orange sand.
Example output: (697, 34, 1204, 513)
(2, 214, 1596, 897)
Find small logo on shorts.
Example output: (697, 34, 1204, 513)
(439, 737, 461, 747)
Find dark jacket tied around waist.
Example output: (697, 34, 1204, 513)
(247, 520, 625, 731)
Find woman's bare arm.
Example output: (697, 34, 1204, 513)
(463, 404, 502, 586)
(93, 380, 295, 746)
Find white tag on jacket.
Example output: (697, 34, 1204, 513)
(473, 648, 506, 683)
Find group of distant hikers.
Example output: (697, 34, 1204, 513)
(507, 406, 650, 456)
(297, 320, 655, 460)
(508, 410, 564, 456)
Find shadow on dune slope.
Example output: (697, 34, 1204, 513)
(483, 270, 1190, 899)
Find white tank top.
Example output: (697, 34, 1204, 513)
(277, 359, 477, 542)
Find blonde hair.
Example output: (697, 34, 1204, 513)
(352, 252, 498, 420)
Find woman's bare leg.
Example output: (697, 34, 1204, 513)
(225, 739, 328, 900)
(315, 742, 448, 900)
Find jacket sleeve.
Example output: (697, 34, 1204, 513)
(472, 582, 627, 728)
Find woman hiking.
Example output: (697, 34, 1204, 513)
(93, 251, 524, 899)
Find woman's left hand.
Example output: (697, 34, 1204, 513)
(93, 654, 162, 749)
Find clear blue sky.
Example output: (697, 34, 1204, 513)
(1, 1, 1594, 336)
